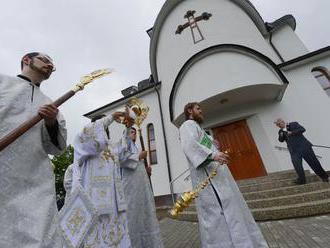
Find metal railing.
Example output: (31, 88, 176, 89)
(169, 168, 190, 185)
(168, 168, 191, 204)
(275, 145, 322, 159)
(313, 144, 330, 149)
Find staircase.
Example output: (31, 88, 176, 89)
(168, 170, 330, 222)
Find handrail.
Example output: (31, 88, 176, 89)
(183, 174, 191, 181)
(274, 145, 290, 151)
(169, 168, 190, 185)
(168, 168, 191, 204)
(313, 144, 330, 149)
(275, 145, 322, 159)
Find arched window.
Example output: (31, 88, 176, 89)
(312, 67, 330, 97)
(147, 123, 157, 164)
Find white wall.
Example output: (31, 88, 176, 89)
(153, 0, 285, 194)
(155, 0, 330, 194)
(156, 0, 282, 105)
(160, 54, 330, 194)
(152, 0, 292, 194)
(274, 57, 330, 171)
(223, 56, 330, 174)
(173, 50, 284, 119)
(271, 25, 309, 62)
(102, 56, 330, 196)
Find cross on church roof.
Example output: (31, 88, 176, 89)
(175, 10, 212, 44)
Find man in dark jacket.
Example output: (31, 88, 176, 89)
(274, 118, 329, 184)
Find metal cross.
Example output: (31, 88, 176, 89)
(175, 10, 212, 44)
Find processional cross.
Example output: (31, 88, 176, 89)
(175, 10, 212, 44)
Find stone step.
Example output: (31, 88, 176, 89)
(156, 206, 173, 221)
(237, 170, 311, 187)
(243, 181, 330, 200)
(165, 171, 330, 222)
(173, 210, 198, 222)
(172, 197, 330, 222)
(239, 174, 324, 193)
(185, 204, 197, 212)
(252, 198, 330, 221)
(238, 170, 330, 187)
(178, 186, 330, 207)
(246, 188, 330, 209)
(171, 186, 330, 211)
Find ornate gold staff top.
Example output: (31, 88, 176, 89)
(126, 97, 149, 129)
(72, 68, 112, 93)
(0, 68, 113, 152)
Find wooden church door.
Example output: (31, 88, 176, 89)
(212, 120, 267, 180)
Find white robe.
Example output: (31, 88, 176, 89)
(120, 139, 163, 248)
(0, 74, 67, 248)
(71, 117, 131, 248)
(179, 120, 268, 248)
(63, 163, 74, 204)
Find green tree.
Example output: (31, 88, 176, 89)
(51, 145, 74, 208)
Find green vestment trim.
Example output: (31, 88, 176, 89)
(199, 132, 213, 166)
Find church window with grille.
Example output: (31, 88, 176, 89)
(312, 67, 330, 97)
(147, 123, 157, 164)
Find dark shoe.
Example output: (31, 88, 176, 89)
(322, 177, 329, 183)
(293, 178, 306, 185)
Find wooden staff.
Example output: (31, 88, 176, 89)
(138, 128, 151, 176)
(138, 127, 153, 190)
(0, 69, 112, 152)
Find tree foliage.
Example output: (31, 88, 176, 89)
(51, 145, 74, 206)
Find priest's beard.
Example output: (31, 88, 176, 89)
(192, 112, 204, 124)
(30, 62, 52, 79)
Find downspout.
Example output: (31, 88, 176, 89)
(153, 83, 175, 204)
(269, 32, 285, 63)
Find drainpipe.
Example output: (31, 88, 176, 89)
(269, 32, 285, 63)
(153, 83, 175, 204)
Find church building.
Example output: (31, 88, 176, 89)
(84, 0, 330, 203)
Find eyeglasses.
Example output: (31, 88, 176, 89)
(34, 56, 56, 72)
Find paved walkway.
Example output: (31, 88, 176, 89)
(159, 215, 330, 248)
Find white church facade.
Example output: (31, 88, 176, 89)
(84, 0, 330, 202)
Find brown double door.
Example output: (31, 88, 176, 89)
(212, 120, 266, 180)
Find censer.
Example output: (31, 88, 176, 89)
(169, 149, 229, 218)
(169, 164, 219, 218)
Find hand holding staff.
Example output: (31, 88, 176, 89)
(38, 104, 59, 127)
(0, 68, 113, 152)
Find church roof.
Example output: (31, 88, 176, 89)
(149, 0, 296, 83)
(83, 81, 161, 119)
(265, 14, 296, 32)
(278, 46, 330, 69)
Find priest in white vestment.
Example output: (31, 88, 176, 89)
(120, 127, 163, 248)
(0, 52, 67, 248)
(70, 112, 134, 248)
(179, 102, 268, 248)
